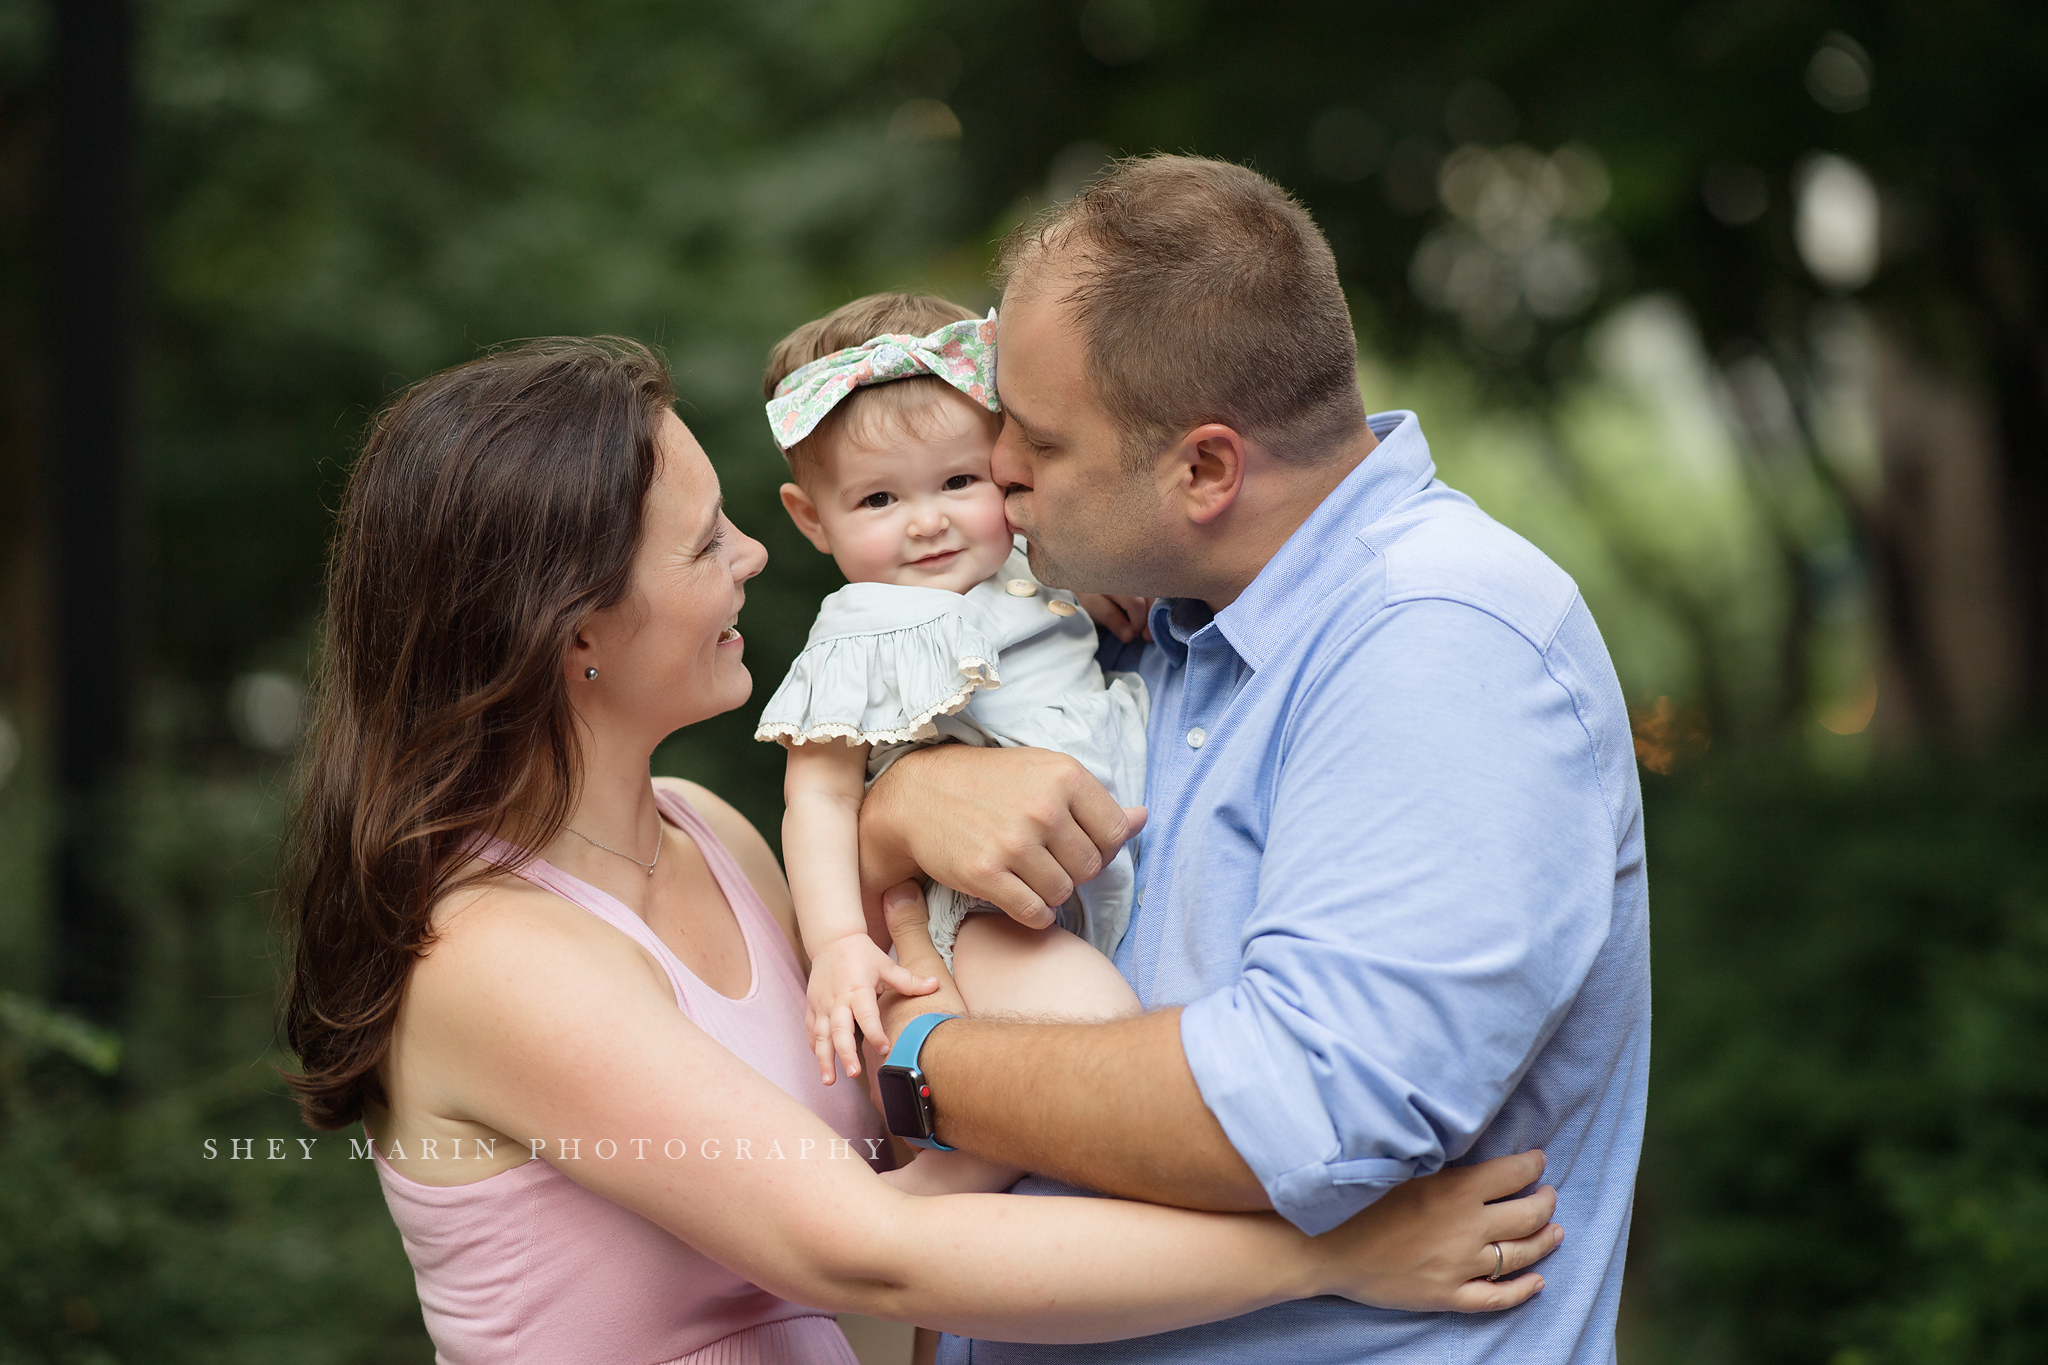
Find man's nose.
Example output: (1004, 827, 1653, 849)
(991, 425, 1031, 491)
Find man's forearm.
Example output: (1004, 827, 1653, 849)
(917, 1006, 1270, 1211)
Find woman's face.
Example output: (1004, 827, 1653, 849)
(570, 411, 767, 744)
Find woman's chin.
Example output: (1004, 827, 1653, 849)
(715, 663, 754, 711)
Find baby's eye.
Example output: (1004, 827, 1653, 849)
(861, 491, 896, 510)
(942, 474, 978, 491)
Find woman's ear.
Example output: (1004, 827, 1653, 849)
(779, 482, 835, 554)
(565, 623, 599, 686)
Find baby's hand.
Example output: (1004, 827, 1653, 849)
(1078, 593, 1153, 643)
(805, 935, 939, 1085)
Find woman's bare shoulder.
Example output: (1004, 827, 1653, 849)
(418, 869, 670, 1014)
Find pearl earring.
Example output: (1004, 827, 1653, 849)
(585, 667, 598, 680)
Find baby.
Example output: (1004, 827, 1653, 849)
(755, 293, 1146, 1131)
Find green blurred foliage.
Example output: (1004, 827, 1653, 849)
(1633, 752, 2048, 1362)
(0, 762, 431, 1362)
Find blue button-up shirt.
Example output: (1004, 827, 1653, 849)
(944, 412, 1649, 1365)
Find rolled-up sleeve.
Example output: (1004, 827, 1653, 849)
(1178, 596, 1618, 1235)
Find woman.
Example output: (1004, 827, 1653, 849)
(282, 338, 1562, 1364)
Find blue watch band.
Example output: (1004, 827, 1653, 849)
(885, 1011, 959, 1068)
(884, 1012, 958, 1151)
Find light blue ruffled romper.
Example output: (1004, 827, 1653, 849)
(757, 545, 1148, 964)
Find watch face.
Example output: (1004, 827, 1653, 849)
(877, 1065, 931, 1140)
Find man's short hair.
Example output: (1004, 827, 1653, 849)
(762, 292, 986, 485)
(995, 155, 1367, 467)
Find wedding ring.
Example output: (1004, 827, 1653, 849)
(1486, 1241, 1506, 1282)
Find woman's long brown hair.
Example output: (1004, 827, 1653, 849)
(282, 337, 673, 1130)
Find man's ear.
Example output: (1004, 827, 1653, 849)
(779, 482, 835, 554)
(1165, 424, 1249, 526)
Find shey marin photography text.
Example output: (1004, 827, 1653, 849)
(202, 1135, 892, 1162)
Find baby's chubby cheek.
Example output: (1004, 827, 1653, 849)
(963, 484, 1015, 542)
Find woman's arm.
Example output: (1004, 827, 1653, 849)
(405, 894, 1559, 1343)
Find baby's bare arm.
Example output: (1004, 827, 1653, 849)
(786, 744, 938, 1081)
(782, 741, 874, 954)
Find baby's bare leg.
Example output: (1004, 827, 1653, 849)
(880, 912, 1140, 1196)
(950, 913, 1142, 1022)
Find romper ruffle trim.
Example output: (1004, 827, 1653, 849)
(754, 611, 1002, 748)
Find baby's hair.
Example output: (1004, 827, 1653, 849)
(763, 292, 993, 485)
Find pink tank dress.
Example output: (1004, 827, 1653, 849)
(374, 786, 885, 1364)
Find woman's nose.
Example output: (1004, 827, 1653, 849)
(729, 522, 769, 581)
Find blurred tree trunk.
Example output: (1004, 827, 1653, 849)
(1978, 298, 2048, 730)
(0, 21, 39, 743)
(1864, 172, 2046, 743)
(1866, 334, 2016, 741)
(46, 0, 136, 1027)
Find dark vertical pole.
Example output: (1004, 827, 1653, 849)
(46, 0, 137, 1026)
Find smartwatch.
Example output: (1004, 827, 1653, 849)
(876, 1012, 959, 1151)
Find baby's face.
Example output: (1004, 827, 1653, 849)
(803, 393, 1013, 593)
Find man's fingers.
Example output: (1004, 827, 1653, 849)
(1481, 1183, 1559, 1245)
(1009, 846, 1078, 914)
(882, 882, 931, 939)
(1042, 814, 1108, 888)
(978, 870, 1057, 928)
(1064, 778, 1138, 861)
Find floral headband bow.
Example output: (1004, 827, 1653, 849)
(765, 311, 1000, 451)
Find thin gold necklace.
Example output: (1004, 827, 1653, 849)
(562, 819, 661, 876)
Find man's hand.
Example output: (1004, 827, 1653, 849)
(859, 745, 1146, 929)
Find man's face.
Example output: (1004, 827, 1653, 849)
(991, 273, 1174, 597)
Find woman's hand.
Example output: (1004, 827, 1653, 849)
(1314, 1150, 1563, 1312)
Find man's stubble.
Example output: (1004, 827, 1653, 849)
(1012, 467, 1184, 600)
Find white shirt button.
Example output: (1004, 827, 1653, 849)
(1004, 579, 1037, 597)
(1047, 599, 1077, 616)
(1187, 727, 1207, 749)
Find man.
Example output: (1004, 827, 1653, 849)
(861, 155, 1648, 1363)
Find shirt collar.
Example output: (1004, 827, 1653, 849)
(1147, 595, 1215, 667)
(1148, 411, 1436, 672)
